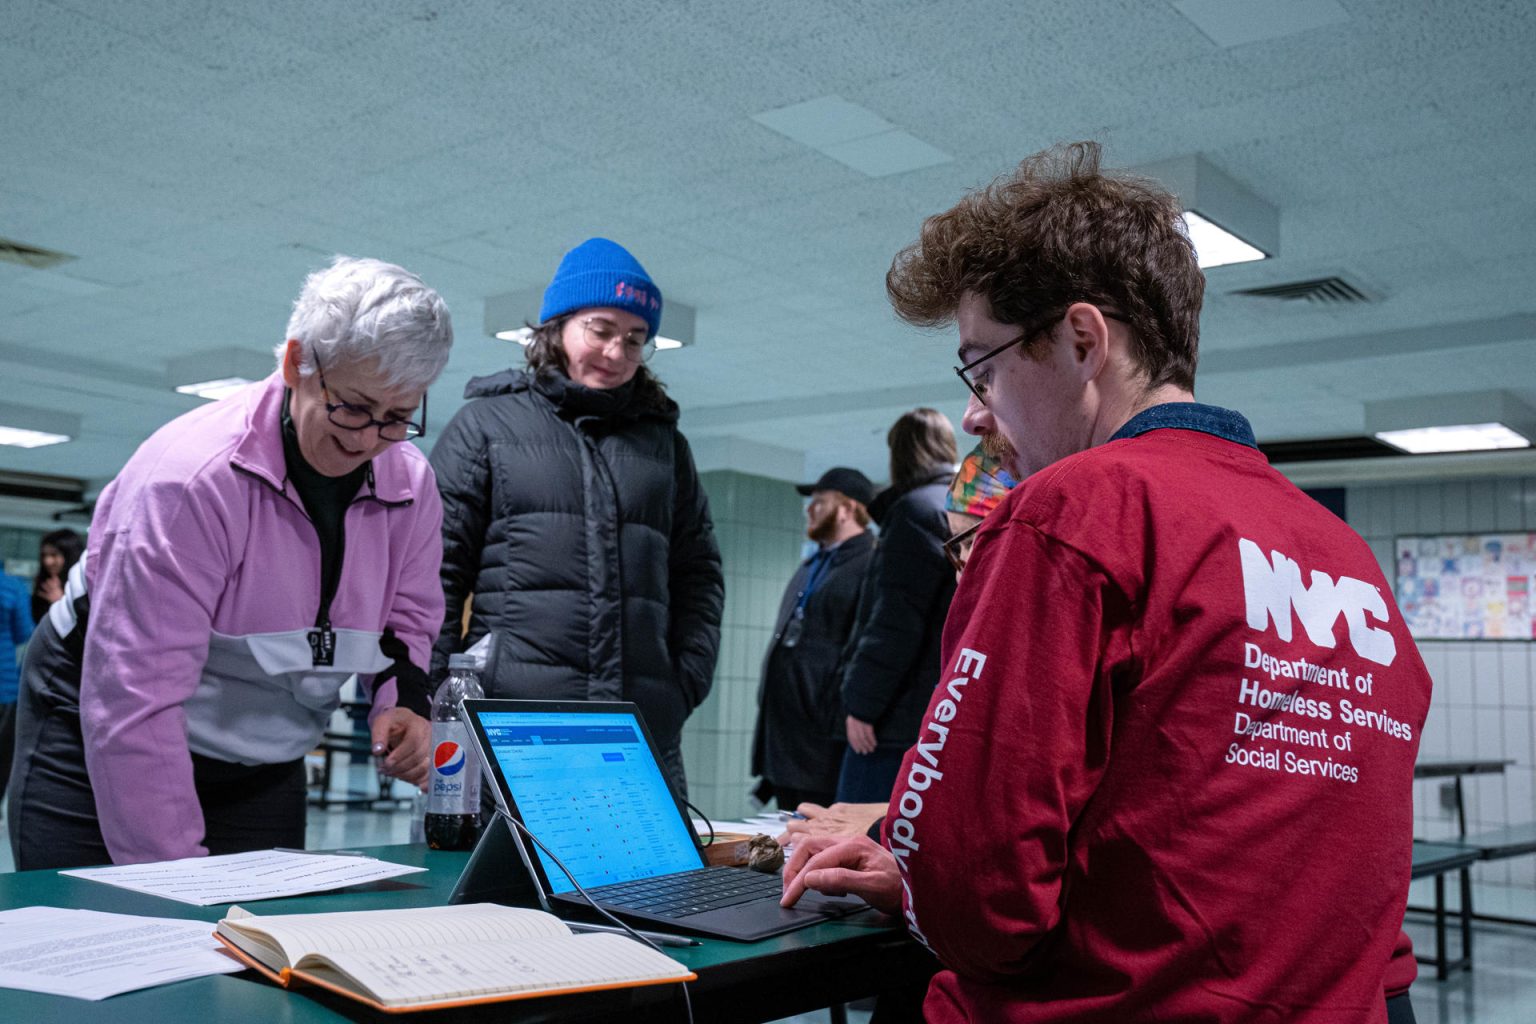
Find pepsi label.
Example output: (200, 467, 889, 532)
(426, 722, 481, 814)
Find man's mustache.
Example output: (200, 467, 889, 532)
(981, 433, 1014, 461)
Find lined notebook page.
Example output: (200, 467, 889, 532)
(223, 904, 568, 966)
(308, 933, 689, 1007)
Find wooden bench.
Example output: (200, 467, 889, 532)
(1410, 840, 1478, 979)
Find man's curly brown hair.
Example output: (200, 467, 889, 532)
(886, 141, 1204, 392)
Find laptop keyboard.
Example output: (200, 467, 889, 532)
(583, 867, 785, 918)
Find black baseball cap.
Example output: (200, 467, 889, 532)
(796, 467, 875, 507)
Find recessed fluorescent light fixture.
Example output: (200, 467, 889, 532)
(1134, 155, 1277, 270)
(0, 401, 79, 448)
(1366, 390, 1536, 455)
(175, 377, 256, 401)
(485, 287, 696, 352)
(0, 426, 71, 448)
(1181, 211, 1267, 269)
(168, 348, 274, 402)
(1374, 423, 1531, 454)
(497, 327, 685, 349)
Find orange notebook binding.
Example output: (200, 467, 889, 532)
(213, 903, 694, 1014)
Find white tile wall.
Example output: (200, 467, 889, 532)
(1348, 477, 1536, 894)
(680, 471, 807, 822)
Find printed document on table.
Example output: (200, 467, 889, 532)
(61, 849, 428, 906)
(0, 906, 243, 1000)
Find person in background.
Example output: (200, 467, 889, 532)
(0, 568, 33, 801)
(940, 442, 1017, 579)
(751, 467, 876, 811)
(8, 256, 452, 869)
(783, 142, 1430, 1024)
(431, 238, 723, 796)
(31, 528, 84, 625)
(778, 446, 1017, 846)
(836, 408, 958, 803)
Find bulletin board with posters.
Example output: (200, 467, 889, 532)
(1395, 533, 1536, 640)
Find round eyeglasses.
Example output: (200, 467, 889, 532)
(579, 316, 655, 363)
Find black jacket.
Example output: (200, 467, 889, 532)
(750, 530, 875, 793)
(840, 468, 956, 749)
(429, 369, 723, 790)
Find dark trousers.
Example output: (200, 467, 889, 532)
(0, 700, 15, 800)
(1386, 992, 1416, 1024)
(835, 745, 908, 803)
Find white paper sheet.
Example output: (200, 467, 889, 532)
(61, 849, 428, 906)
(0, 906, 243, 1000)
(695, 814, 788, 836)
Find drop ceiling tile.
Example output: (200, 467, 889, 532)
(1172, 0, 1350, 49)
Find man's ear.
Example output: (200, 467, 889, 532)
(1064, 303, 1110, 382)
(280, 339, 303, 387)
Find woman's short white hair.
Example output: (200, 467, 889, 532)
(277, 256, 453, 392)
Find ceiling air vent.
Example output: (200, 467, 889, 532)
(0, 470, 86, 503)
(1232, 276, 1372, 305)
(0, 237, 76, 270)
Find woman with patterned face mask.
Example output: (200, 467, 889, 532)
(941, 443, 1018, 580)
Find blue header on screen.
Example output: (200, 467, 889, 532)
(477, 710, 702, 893)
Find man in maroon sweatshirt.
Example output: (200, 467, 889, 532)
(783, 141, 1429, 1024)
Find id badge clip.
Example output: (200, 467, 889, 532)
(308, 626, 336, 667)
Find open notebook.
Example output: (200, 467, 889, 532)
(214, 902, 693, 1013)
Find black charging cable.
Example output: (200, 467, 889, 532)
(498, 810, 694, 1024)
(683, 798, 715, 846)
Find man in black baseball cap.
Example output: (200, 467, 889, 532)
(795, 467, 875, 508)
(751, 466, 876, 810)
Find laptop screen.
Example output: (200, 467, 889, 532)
(472, 707, 703, 894)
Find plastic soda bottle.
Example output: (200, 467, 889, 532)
(424, 653, 484, 850)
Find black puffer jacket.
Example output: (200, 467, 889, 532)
(429, 369, 723, 791)
(840, 468, 957, 749)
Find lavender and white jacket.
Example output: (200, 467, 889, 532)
(77, 372, 444, 864)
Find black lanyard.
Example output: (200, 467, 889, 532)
(793, 550, 834, 616)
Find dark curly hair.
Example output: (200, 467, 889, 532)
(521, 315, 673, 412)
(886, 141, 1204, 392)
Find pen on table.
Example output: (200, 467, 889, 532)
(272, 847, 371, 858)
(567, 922, 700, 947)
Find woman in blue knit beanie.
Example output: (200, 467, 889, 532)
(429, 239, 723, 798)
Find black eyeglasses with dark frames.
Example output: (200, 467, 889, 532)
(942, 518, 985, 575)
(313, 354, 427, 441)
(954, 308, 1130, 405)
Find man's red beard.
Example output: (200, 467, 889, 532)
(806, 506, 840, 543)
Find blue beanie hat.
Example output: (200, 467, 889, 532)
(539, 237, 663, 339)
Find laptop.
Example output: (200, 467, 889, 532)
(460, 698, 867, 941)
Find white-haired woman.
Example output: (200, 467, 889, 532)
(7, 256, 453, 870)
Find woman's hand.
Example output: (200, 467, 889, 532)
(845, 715, 878, 754)
(38, 576, 64, 604)
(371, 708, 432, 787)
(777, 801, 890, 846)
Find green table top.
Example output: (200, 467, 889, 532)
(0, 843, 913, 1023)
